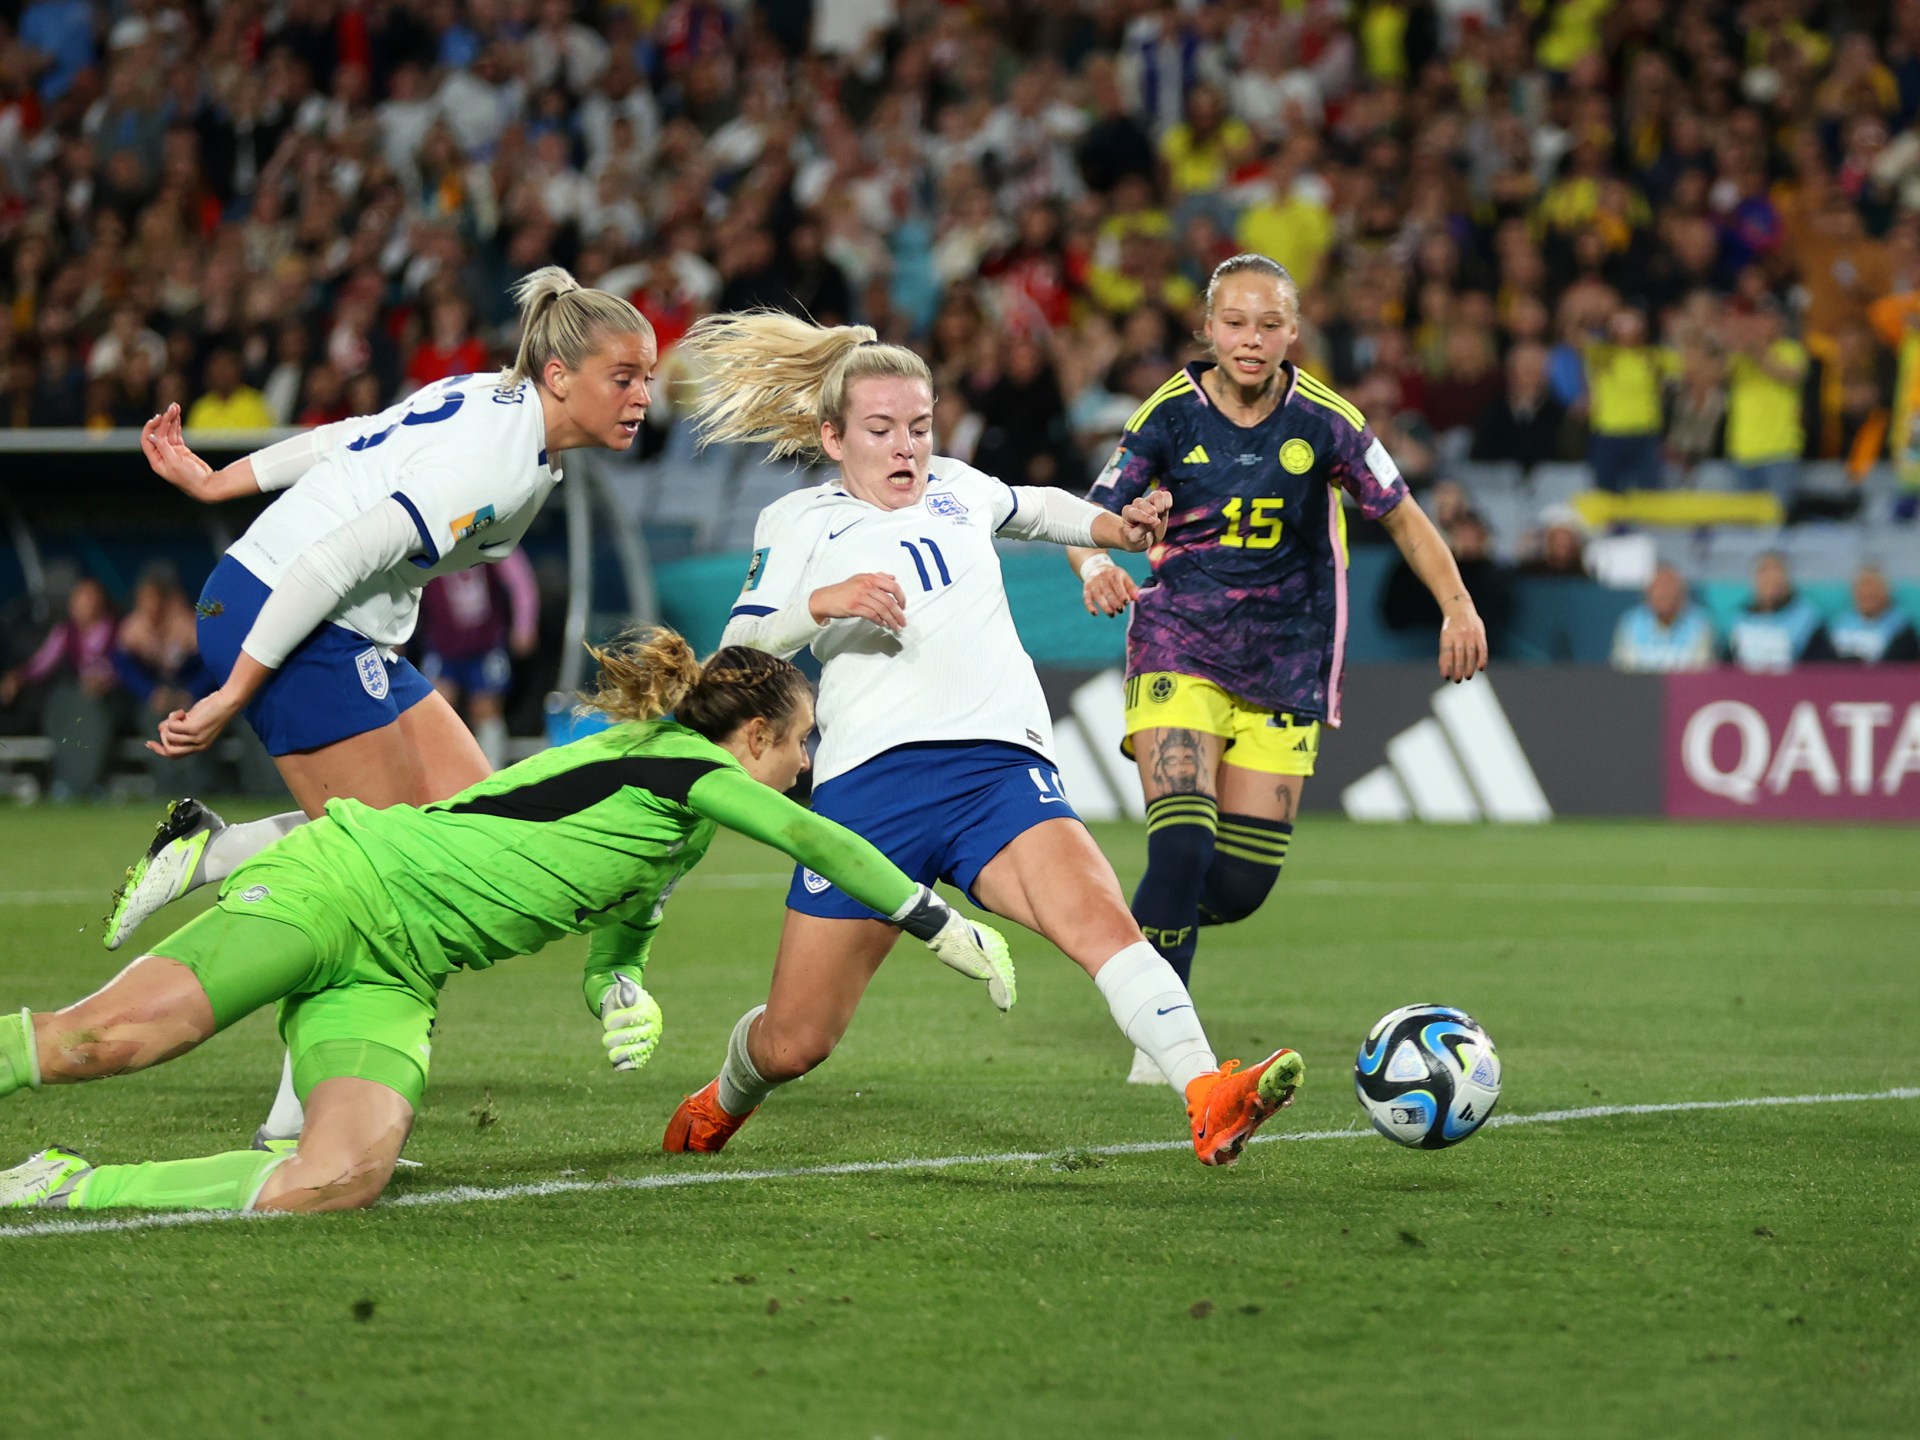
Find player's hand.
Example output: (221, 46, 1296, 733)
(1080, 554, 1139, 616)
(809, 573, 908, 631)
(141, 405, 218, 501)
(147, 688, 242, 756)
(1113, 490, 1171, 552)
(1439, 603, 1489, 683)
(925, 910, 1017, 1012)
(599, 971, 664, 1072)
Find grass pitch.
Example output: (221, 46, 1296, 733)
(0, 805, 1914, 1439)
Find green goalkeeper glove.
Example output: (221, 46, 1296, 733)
(597, 971, 665, 1073)
(890, 884, 1017, 1012)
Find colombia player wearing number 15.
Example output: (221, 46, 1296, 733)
(659, 311, 1304, 1167)
(1068, 255, 1489, 1085)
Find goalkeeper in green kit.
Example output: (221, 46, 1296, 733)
(0, 630, 1015, 1214)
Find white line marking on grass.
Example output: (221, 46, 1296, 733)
(0, 889, 98, 906)
(2, 1087, 1914, 1241)
(1291, 879, 1920, 908)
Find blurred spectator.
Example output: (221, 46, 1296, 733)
(1724, 303, 1809, 499)
(19, 0, 96, 102)
(1421, 327, 1503, 437)
(1728, 552, 1836, 672)
(1382, 509, 1512, 655)
(415, 551, 539, 770)
(405, 295, 491, 389)
(968, 331, 1075, 489)
(1234, 138, 1335, 290)
(0, 577, 122, 799)
(1830, 565, 1920, 663)
(1665, 332, 1729, 479)
(1583, 308, 1671, 493)
(1517, 505, 1590, 578)
(186, 348, 275, 433)
(1612, 565, 1719, 672)
(113, 563, 214, 788)
(1471, 342, 1572, 469)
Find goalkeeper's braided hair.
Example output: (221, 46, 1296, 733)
(586, 626, 811, 739)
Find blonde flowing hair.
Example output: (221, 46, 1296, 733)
(676, 310, 932, 462)
(501, 265, 654, 389)
(584, 626, 812, 739)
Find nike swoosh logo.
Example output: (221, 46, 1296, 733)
(1155, 1005, 1192, 1016)
(829, 523, 862, 539)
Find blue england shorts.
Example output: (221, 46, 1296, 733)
(197, 555, 435, 756)
(418, 647, 513, 697)
(786, 741, 1081, 919)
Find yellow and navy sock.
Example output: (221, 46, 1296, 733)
(1131, 794, 1218, 986)
(1198, 814, 1292, 926)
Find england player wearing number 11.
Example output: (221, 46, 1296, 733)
(659, 311, 1304, 1167)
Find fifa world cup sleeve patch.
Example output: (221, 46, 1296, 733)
(1363, 438, 1403, 489)
(743, 547, 770, 591)
(452, 504, 498, 542)
(1092, 447, 1129, 492)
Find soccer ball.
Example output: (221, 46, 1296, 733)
(1354, 1004, 1502, 1149)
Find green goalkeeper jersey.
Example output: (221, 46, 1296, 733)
(220, 720, 916, 1009)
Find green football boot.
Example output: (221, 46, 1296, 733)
(0, 1147, 93, 1208)
(105, 798, 226, 952)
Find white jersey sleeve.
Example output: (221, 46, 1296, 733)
(238, 500, 419, 668)
(718, 493, 835, 658)
(223, 374, 562, 651)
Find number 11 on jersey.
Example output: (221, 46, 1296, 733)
(899, 538, 952, 591)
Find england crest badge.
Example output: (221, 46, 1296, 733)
(355, 646, 390, 700)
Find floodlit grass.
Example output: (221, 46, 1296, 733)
(0, 805, 1913, 1439)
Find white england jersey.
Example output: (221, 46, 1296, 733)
(226, 372, 561, 650)
(722, 458, 1055, 785)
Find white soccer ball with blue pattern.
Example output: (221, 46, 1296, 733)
(1354, 1004, 1501, 1149)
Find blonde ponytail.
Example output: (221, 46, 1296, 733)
(678, 309, 932, 462)
(502, 265, 653, 389)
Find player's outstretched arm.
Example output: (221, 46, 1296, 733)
(1089, 489, 1171, 553)
(1067, 545, 1139, 616)
(1378, 497, 1489, 683)
(687, 768, 1017, 1010)
(148, 499, 422, 756)
(582, 924, 665, 1073)
(142, 404, 259, 502)
(142, 405, 345, 503)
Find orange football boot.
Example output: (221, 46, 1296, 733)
(1185, 1048, 1305, 1166)
(662, 1078, 755, 1153)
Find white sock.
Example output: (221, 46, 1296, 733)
(717, 1005, 776, 1117)
(258, 1051, 306, 1142)
(475, 715, 509, 771)
(200, 812, 307, 886)
(1093, 941, 1217, 1096)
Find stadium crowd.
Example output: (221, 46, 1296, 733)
(5, 0, 1920, 489)
(5, 0, 1920, 788)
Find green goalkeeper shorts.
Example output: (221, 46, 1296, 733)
(150, 904, 436, 1113)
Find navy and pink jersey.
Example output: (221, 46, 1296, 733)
(1087, 361, 1407, 725)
